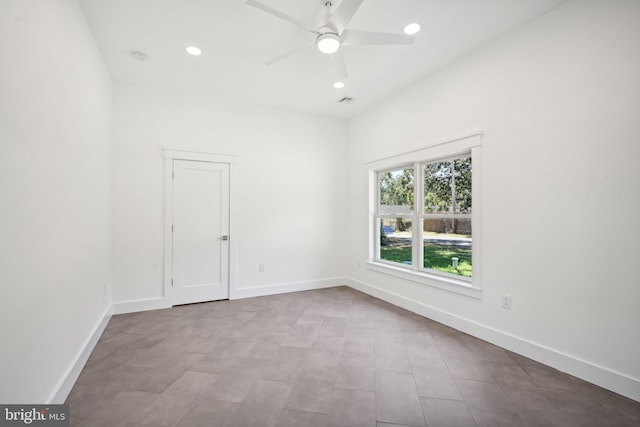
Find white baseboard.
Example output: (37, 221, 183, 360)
(111, 278, 345, 313)
(346, 277, 640, 402)
(48, 304, 113, 404)
(112, 297, 170, 315)
(231, 277, 345, 300)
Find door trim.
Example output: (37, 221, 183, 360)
(163, 149, 238, 305)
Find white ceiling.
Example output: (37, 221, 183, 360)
(79, 0, 564, 118)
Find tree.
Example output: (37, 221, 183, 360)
(380, 168, 414, 232)
(424, 157, 472, 233)
(380, 168, 414, 231)
(380, 168, 414, 208)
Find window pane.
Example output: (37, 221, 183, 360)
(424, 156, 472, 214)
(379, 167, 414, 215)
(423, 218, 472, 277)
(380, 217, 413, 266)
(453, 157, 472, 213)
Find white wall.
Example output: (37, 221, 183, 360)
(112, 84, 347, 306)
(346, 0, 640, 399)
(0, 0, 112, 403)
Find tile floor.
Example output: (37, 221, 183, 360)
(66, 287, 640, 427)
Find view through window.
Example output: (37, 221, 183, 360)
(377, 154, 472, 279)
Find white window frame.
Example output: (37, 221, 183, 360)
(366, 132, 482, 299)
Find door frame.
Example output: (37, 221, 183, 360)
(163, 149, 238, 305)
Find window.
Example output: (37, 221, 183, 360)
(378, 166, 415, 266)
(421, 155, 472, 277)
(367, 133, 481, 298)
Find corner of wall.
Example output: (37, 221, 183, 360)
(49, 304, 113, 403)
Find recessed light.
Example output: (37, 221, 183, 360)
(185, 46, 202, 56)
(333, 81, 345, 89)
(403, 23, 421, 35)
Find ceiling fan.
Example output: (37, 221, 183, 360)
(246, 0, 416, 79)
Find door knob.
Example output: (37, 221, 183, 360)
(221, 235, 229, 241)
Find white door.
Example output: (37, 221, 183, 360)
(172, 160, 230, 305)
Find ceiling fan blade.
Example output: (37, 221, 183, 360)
(264, 41, 315, 65)
(246, 0, 319, 34)
(327, 51, 348, 79)
(329, 0, 364, 33)
(341, 29, 415, 46)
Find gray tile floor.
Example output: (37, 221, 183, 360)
(67, 286, 640, 427)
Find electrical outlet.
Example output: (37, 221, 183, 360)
(501, 294, 512, 310)
(259, 264, 265, 273)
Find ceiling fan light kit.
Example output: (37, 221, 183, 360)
(317, 32, 341, 54)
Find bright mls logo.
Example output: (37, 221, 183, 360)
(0, 405, 68, 426)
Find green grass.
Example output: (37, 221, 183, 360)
(380, 243, 472, 277)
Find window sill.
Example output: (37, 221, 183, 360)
(366, 261, 482, 299)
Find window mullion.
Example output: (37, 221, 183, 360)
(374, 215, 381, 262)
(412, 162, 421, 271)
(418, 161, 425, 271)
